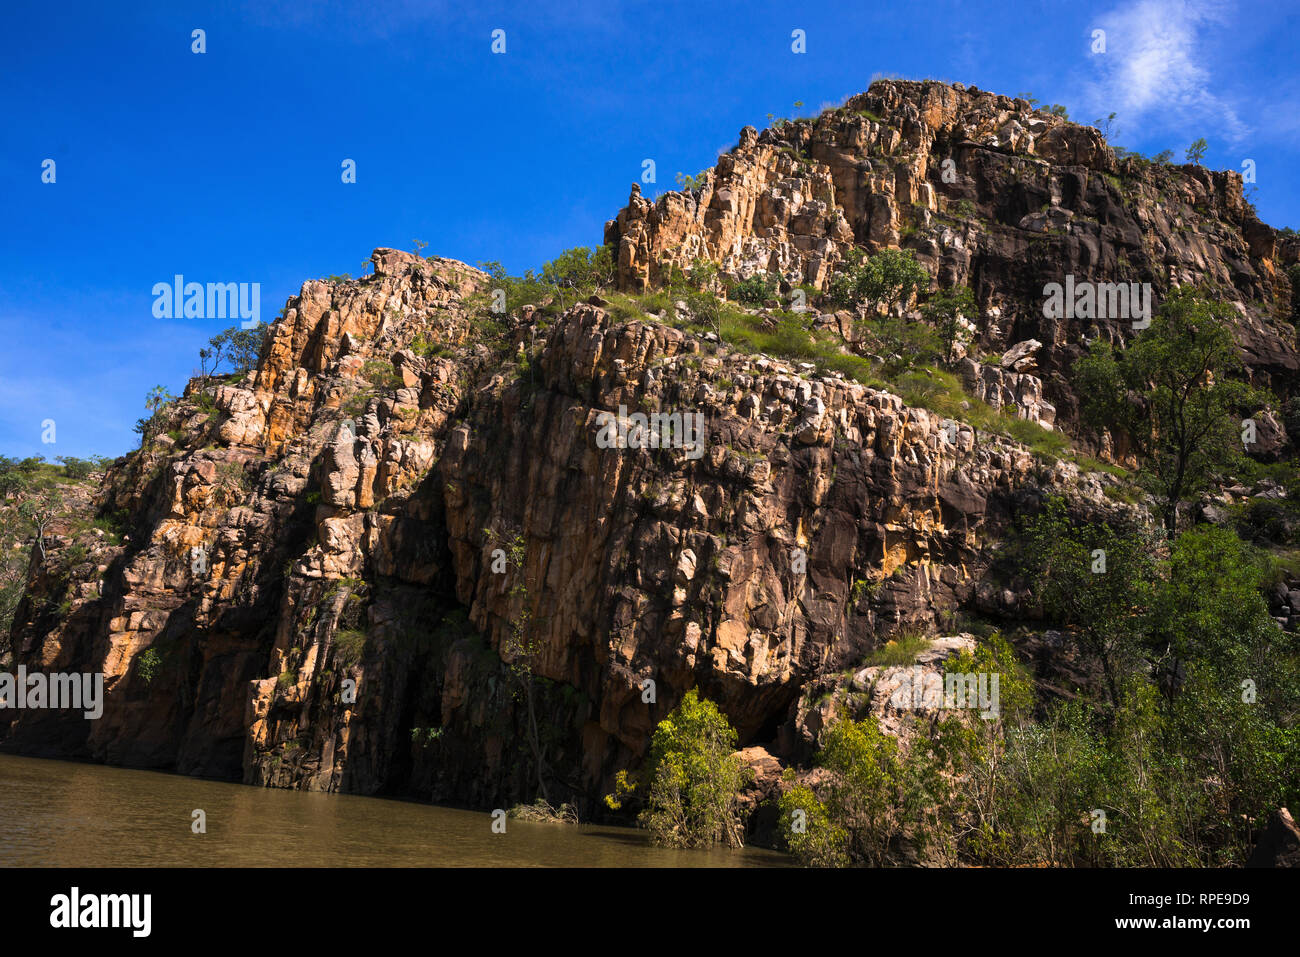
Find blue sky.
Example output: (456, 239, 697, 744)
(2, 0, 1297, 459)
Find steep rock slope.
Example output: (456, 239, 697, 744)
(606, 79, 1299, 429)
(3, 79, 1294, 816)
(1, 242, 1124, 806)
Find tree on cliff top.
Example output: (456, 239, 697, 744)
(200, 325, 264, 383)
(540, 245, 614, 303)
(477, 245, 616, 319)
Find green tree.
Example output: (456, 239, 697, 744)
(218, 325, 265, 375)
(1005, 511, 1299, 864)
(829, 247, 929, 314)
(137, 648, 161, 685)
(135, 385, 175, 446)
(791, 716, 920, 865)
(0, 545, 27, 650)
(1017, 499, 1157, 706)
(0, 456, 32, 498)
(1185, 138, 1208, 164)
(1145, 529, 1300, 861)
(639, 688, 751, 848)
(675, 169, 709, 191)
(1165, 662, 1299, 862)
(668, 258, 726, 339)
(145, 385, 173, 415)
(1149, 527, 1293, 693)
(540, 245, 615, 309)
(920, 284, 977, 362)
(476, 260, 556, 321)
(198, 342, 220, 383)
(967, 698, 1109, 866)
(828, 248, 932, 369)
(1096, 680, 1202, 866)
(1075, 286, 1256, 538)
(779, 712, 968, 866)
(1094, 112, 1119, 140)
(933, 635, 1041, 863)
(730, 271, 778, 306)
(204, 325, 264, 378)
(18, 486, 63, 562)
(777, 781, 848, 866)
(55, 456, 93, 480)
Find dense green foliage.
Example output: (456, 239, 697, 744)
(539, 245, 615, 304)
(919, 285, 977, 362)
(730, 271, 779, 306)
(779, 715, 944, 866)
(827, 246, 929, 315)
(0, 454, 114, 646)
(1075, 286, 1258, 537)
(637, 689, 752, 848)
(675, 170, 709, 191)
(825, 248, 972, 375)
(478, 244, 617, 320)
(1017, 500, 1157, 705)
(781, 513, 1300, 867)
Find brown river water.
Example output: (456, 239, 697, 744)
(0, 753, 788, 867)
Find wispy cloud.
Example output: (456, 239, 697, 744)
(1085, 0, 1249, 143)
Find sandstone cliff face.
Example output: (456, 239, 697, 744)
(1, 78, 1292, 816)
(605, 79, 1299, 427)
(0, 239, 1125, 808)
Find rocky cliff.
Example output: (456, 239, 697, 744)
(3, 79, 1297, 819)
(606, 79, 1299, 434)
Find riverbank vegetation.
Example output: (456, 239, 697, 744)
(777, 520, 1298, 866)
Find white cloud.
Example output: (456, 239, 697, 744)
(1087, 0, 1249, 143)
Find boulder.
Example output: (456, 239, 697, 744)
(1000, 339, 1042, 373)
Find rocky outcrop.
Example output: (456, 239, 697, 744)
(2, 78, 1292, 825)
(0, 237, 1126, 811)
(606, 79, 1299, 431)
(792, 634, 980, 751)
(957, 357, 1056, 429)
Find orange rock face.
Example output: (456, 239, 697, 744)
(2, 78, 1295, 818)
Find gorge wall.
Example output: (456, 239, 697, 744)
(606, 79, 1299, 432)
(3, 79, 1297, 818)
